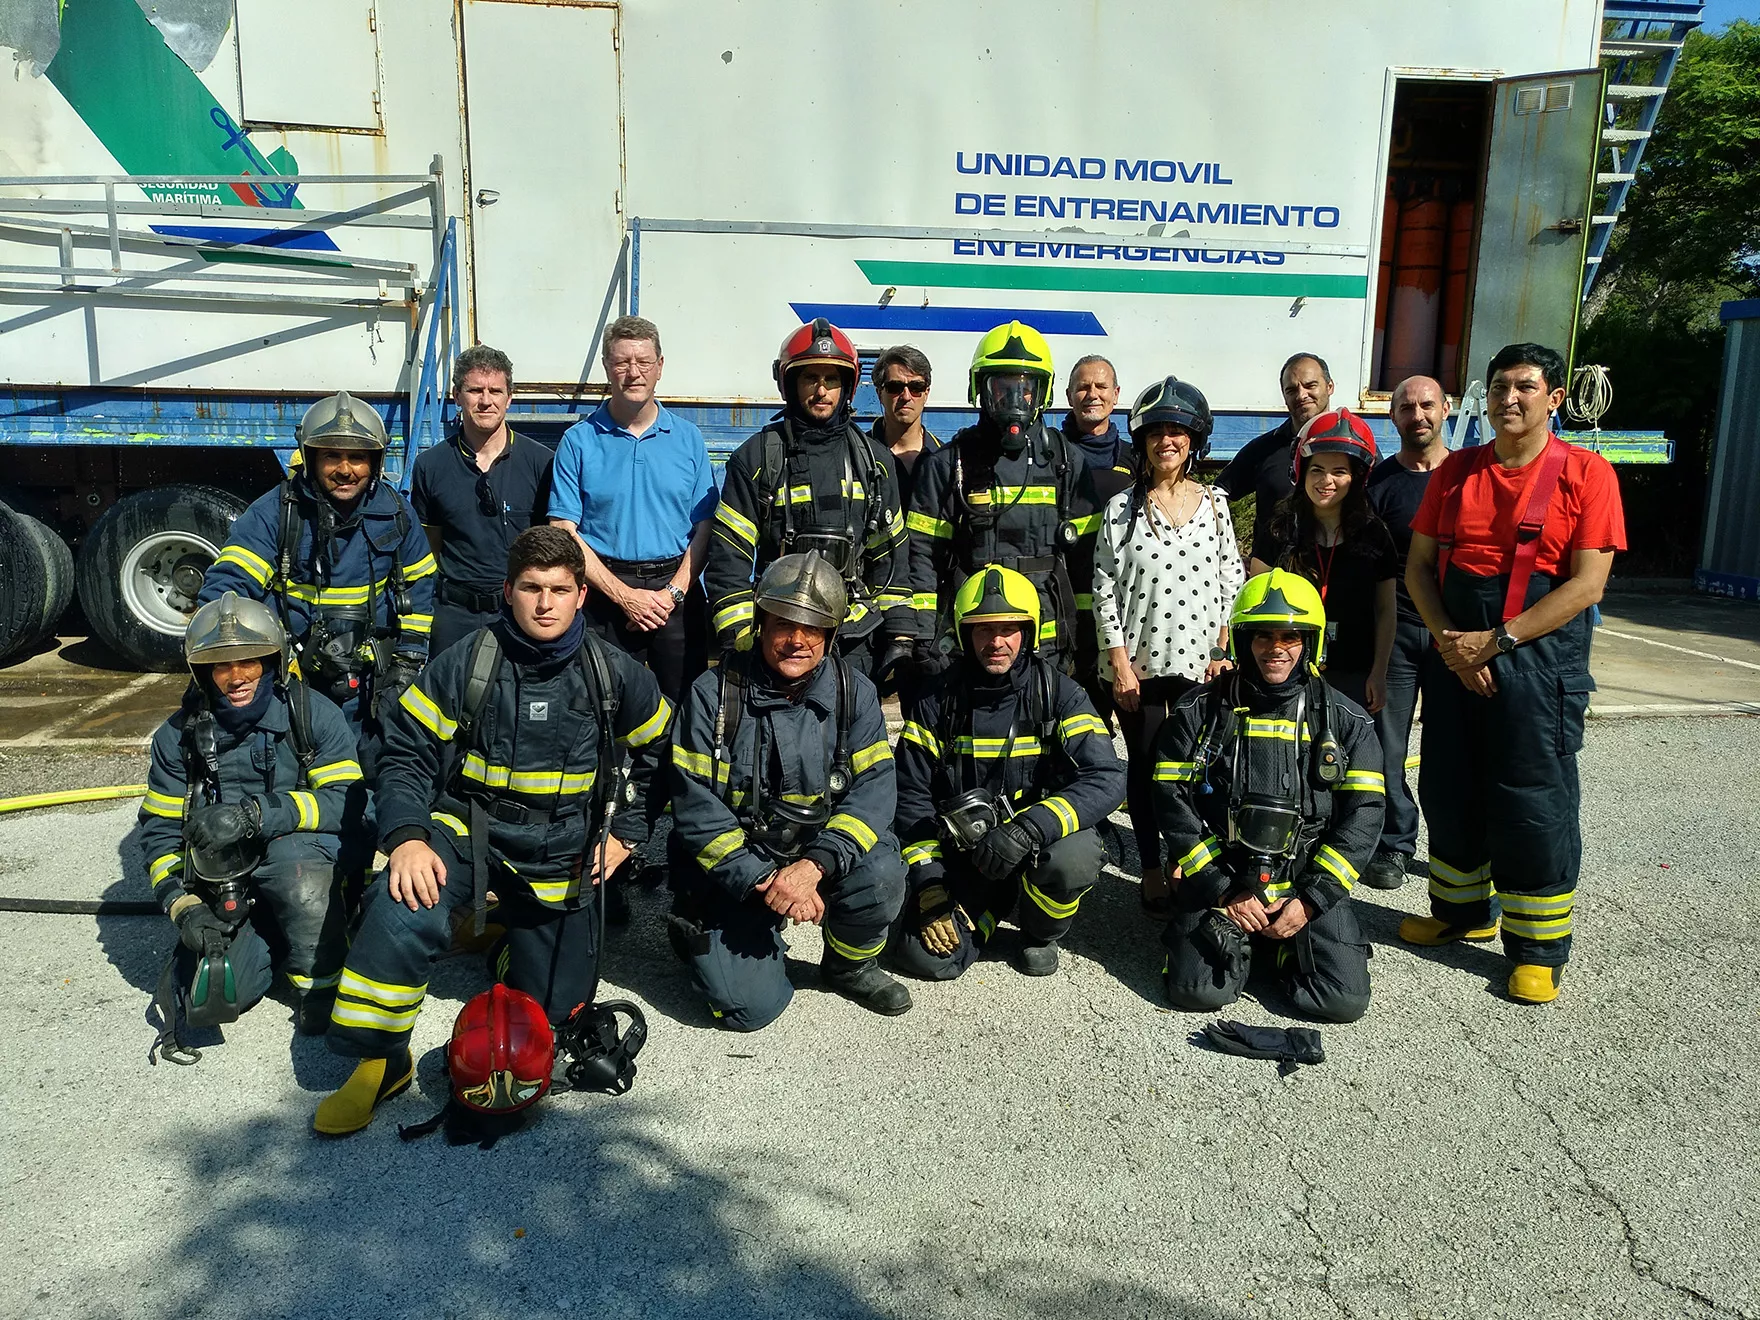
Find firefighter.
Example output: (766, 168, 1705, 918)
(313, 526, 671, 1135)
(703, 318, 914, 679)
(891, 565, 1125, 979)
(140, 592, 360, 1058)
(668, 552, 911, 1029)
(1151, 570, 1383, 1023)
(907, 321, 1102, 675)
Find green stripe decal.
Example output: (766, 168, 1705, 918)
(856, 260, 1366, 300)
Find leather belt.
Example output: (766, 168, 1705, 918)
(440, 579, 500, 613)
(603, 555, 684, 578)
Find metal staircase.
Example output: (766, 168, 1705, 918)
(1584, 1, 1706, 297)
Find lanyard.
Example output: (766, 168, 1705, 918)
(1313, 539, 1339, 603)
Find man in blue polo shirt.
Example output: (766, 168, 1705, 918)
(550, 315, 717, 708)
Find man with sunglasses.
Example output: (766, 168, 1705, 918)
(868, 345, 941, 517)
(410, 345, 557, 656)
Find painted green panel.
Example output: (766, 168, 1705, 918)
(854, 260, 1367, 300)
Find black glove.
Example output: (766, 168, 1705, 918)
(186, 800, 261, 851)
(1197, 1020, 1325, 1067)
(910, 638, 951, 679)
(378, 652, 424, 704)
(173, 902, 232, 954)
(874, 636, 916, 689)
(969, 818, 1040, 882)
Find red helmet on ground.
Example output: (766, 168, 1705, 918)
(447, 984, 555, 1115)
(772, 317, 858, 397)
(1290, 407, 1380, 485)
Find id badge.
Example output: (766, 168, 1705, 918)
(1325, 621, 1338, 641)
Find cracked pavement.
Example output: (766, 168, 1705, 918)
(0, 715, 1755, 1319)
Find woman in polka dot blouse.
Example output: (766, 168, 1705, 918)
(1093, 377, 1245, 917)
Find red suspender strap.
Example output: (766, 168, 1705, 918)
(1502, 435, 1571, 622)
(1433, 444, 1496, 589)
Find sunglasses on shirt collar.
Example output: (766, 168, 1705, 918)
(475, 474, 506, 519)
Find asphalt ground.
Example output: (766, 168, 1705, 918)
(0, 709, 1756, 1319)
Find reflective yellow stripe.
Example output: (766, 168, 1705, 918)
(212, 544, 272, 585)
(875, 589, 912, 609)
(1500, 890, 1575, 917)
(402, 613, 434, 635)
(845, 602, 871, 625)
(953, 735, 1042, 759)
(713, 599, 755, 633)
(900, 722, 941, 756)
(330, 1001, 422, 1032)
(911, 592, 940, 611)
(1243, 718, 1308, 742)
(1024, 878, 1085, 920)
(307, 759, 363, 787)
(142, 790, 184, 819)
(1073, 592, 1094, 610)
(714, 502, 758, 545)
(527, 877, 579, 904)
(906, 510, 954, 539)
(289, 790, 319, 831)
(399, 684, 457, 741)
(622, 697, 673, 748)
(1179, 835, 1222, 875)
(1501, 914, 1572, 939)
(850, 739, 892, 774)
(1039, 795, 1080, 838)
(974, 484, 1057, 506)
(404, 552, 438, 581)
(673, 745, 717, 779)
(461, 753, 595, 796)
(1340, 770, 1385, 794)
(1038, 617, 1058, 643)
(825, 930, 886, 961)
(1428, 856, 1492, 903)
(430, 810, 468, 837)
(1154, 760, 1198, 783)
(1263, 878, 1294, 901)
(288, 970, 341, 991)
(1059, 713, 1109, 740)
(697, 828, 745, 870)
(902, 840, 943, 867)
(1313, 844, 1358, 889)
(148, 852, 183, 887)
(1069, 512, 1103, 535)
(827, 813, 878, 851)
(337, 968, 427, 1007)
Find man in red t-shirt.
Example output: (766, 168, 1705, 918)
(1401, 343, 1626, 1004)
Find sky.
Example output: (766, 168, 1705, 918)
(1701, 0, 1759, 29)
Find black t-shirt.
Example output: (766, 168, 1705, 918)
(1266, 519, 1398, 674)
(1367, 456, 1435, 625)
(409, 430, 556, 591)
(1215, 419, 1295, 563)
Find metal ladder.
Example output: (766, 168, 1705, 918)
(1583, 1, 1706, 298)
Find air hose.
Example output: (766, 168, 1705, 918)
(0, 785, 159, 915)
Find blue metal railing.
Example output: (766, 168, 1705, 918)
(401, 216, 461, 491)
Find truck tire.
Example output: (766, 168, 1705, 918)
(0, 504, 51, 662)
(77, 485, 249, 671)
(15, 511, 75, 650)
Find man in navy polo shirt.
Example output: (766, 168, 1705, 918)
(549, 314, 717, 709)
(409, 345, 556, 657)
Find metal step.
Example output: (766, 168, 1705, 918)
(1592, 215, 1620, 226)
(1606, 83, 1668, 98)
(1597, 172, 1638, 185)
(1601, 127, 1652, 143)
(1601, 38, 1686, 57)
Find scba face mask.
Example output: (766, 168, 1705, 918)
(979, 373, 1044, 452)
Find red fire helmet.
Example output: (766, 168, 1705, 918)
(772, 317, 858, 395)
(1290, 407, 1380, 485)
(447, 984, 555, 1115)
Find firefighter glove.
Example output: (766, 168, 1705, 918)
(173, 901, 233, 954)
(186, 799, 261, 852)
(969, 818, 1039, 882)
(916, 883, 971, 957)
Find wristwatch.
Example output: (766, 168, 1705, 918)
(1494, 624, 1518, 654)
(1209, 646, 1230, 662)
(666, 585, 687, 605)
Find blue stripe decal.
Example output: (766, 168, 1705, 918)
(789, 303, 1105, 336)
(148, 224, 342, 253)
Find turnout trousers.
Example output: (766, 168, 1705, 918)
(1373, 617, 1434, 858)
(1418, 568, 1592, 967)
(1161, 899, 1372, 1024)
(889, 829, 1104, 981)
(326, 829, 601, 1058)
(668, 833, 907, 1032)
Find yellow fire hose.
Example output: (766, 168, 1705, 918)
(0, 784, 147, 815)
(0, 785, 155, 913)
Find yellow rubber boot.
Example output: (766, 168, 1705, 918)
(313, 1051, 414, 1136)
(1508, 964, 1563, 1004)
(1399, 915, 1500, 946)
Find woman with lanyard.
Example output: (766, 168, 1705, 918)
(1251, 408, 1396, 712)
(1092, 377, 1243, 918)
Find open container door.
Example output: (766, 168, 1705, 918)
(1462, 69, 1605, 383)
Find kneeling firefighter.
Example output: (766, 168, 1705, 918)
(891, 565, 1125, 979)
(906, 321, 1102, 673)
(668, 551, 912, 1029)
(314, 526, 671, 1135)
(1151, 570, 1384, 1022)
(140, 592, 360, 1061)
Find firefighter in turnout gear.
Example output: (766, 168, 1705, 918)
(703, 319, 914, 677)
(1151, 570, 1381, 1022)
(140, 592, 360, 1057)
(891, 565, 1125, 979)
(314, 527, 671, 1135)
(906, 322, 1103, 672)
(668, 551, 911, 1029)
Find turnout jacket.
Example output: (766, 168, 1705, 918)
(906, 421, 1103, 654)
(894, 656, 1125, 888)
(380, 624, 672, 907)
(139, 685, 362, 912)
(670, 654, 896, 902)
(704, 416, 913, 649)
(201, 477, 437, 710)
(1150, 674, 1384, 915)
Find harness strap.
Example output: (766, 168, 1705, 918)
(1435, 436, 1571, 622)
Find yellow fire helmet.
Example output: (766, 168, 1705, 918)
(952, 563, 1042, 652)
(967, 320, 1055, 414)
(1229, 568, 1328, 669)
